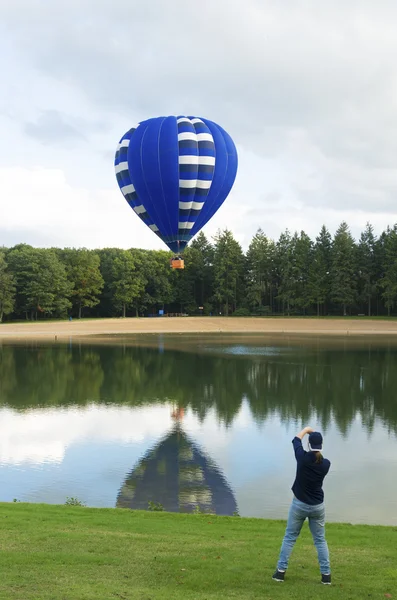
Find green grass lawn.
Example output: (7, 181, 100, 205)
(0, 504, 396, 599)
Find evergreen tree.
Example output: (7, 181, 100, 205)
(175, 233, 215, 314)
(378, 225, 397, 316)
(330, 222, 357, 316)
(292, 231, 313, 313)
(213, 229, 244, 315)
(357, 222, 377, 316)
(245, 229, 275, 313)
(275, 229, 294, 315)
(307, 225, 332, 316)
(188, 232, 215, 310)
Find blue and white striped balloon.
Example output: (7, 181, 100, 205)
(114, 116, 238, 253)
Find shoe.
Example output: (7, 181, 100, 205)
(321, 573, 331, 585)
(272, 569, 285, 582)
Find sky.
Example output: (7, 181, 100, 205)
(1, 0, 397, 251)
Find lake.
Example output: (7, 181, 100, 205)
(1, 334, 397, 525)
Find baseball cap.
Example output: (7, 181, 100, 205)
(308, 431, 323, 451)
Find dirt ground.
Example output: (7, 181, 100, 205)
(2, 316, 397, 342)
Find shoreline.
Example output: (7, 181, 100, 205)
(0, 501, 395, 528)
(3, 316, 397, 343)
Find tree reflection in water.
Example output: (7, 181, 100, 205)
(1, 339, 397, 437)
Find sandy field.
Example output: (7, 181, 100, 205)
(2, 316, 397, 343)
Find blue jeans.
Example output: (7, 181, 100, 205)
(277, 496, 331, 574)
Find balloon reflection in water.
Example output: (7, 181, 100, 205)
(116, 424, 238, 515)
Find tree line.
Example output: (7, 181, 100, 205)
(1, 221, 397, 321)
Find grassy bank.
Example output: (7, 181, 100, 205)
(0, 504, 396, 599)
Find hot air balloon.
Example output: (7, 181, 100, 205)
(114, 116, 238, 269)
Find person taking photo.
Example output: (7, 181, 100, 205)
(272, 426, 331, 585)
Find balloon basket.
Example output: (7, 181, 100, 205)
(170, 258, 184, 270)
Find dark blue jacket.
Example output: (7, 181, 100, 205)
(291, 437, 330, 505)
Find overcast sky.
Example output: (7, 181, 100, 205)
(1, 0, 397, 251)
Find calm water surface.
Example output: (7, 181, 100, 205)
(1, 335, 397, 525)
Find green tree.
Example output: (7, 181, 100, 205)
(330, 222, 357, 316)
(378, 225, 397, 316)
(245, 229, 275, 313)
(213, 229, 244, 315)
(60, 249, 104, 318)
(173, 269, 196, 314)
(0, 250, 16, 322)
(187, 232, 215, 311)
(357, 222, 377, 316)
(111, 250, 146, 317)
(291, 231, 313, 313)
(307, 225, 332, 316)
(173, 235, 215, 315)
(135, 250, 177, 314)
(7, 245, 72, 319)
(96, 248, 124, 317)
(6, 244, 38, 318)
(275, 229, 295, 315)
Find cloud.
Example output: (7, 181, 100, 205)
(0, 166, 166, 249)
(0, 404, 174, 465)
(24, 110, 86, 145)
(6, 1, 397, 133)
(0, 402, 240, 467)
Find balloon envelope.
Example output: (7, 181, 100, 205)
(115, 116, 238, 253)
